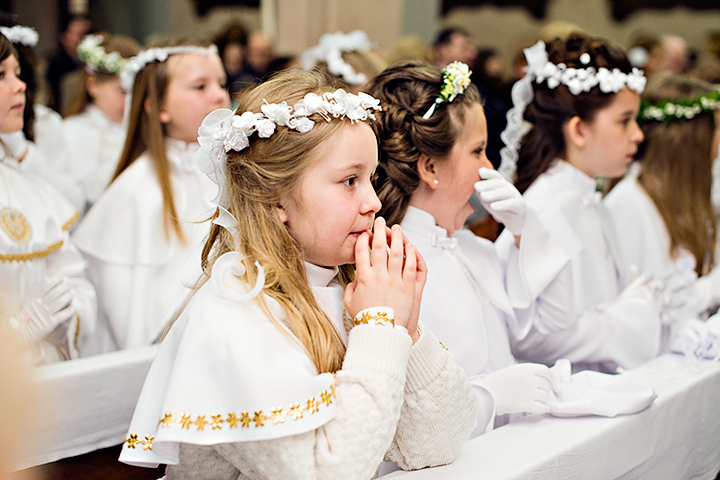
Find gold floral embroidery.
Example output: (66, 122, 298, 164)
(194, 415, 208, 431)
(211, 414, 224, 430)
(226, 412, 239, 428)
(73, 314, 81, 353)
(0, 240, 63, 263)
(354, 310, 394, 327)
(240, 412, 252, 428)
(62, 211, 80, 231)
(253, 411, 267, 427)
(270, 407, 286, 424)
(306, 397, 319, 414)
(0, 207, 32, 245)
(124, 383, 336, 449)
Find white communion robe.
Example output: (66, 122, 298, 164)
(0, 159, 97, 364)
(119, 255, 477, 479)
(498, 160, 663, 373)
(400, 206, 573, 436)
(72, 139, 216, 354)
(605, 173, 715, 325)
(63, 105, 127, 206)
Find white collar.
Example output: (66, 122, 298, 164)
(547, 159, 597, 197)
(305, 262, 339, 288)
(401, 206, 450, 238)
(165, 138, 200, 172)
(84, 104, 123, 128)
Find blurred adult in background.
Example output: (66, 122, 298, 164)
(433, 26, 477, 69)
(213, 22, 248, 101)
(236, 30, 274, 90)
(45, 15, 91, 112)
(473, 48, 510, 169)
(385, 35, 433, 66)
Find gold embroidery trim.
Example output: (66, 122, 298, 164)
(353, 309, 394, 327)
(123, 383, 337, 450)
(62, 211, 81, 231)
(0, 240, 63, 263)
(73, 314, 81, 353)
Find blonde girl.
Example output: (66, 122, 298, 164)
(119, 69, 476, 478)
(606, 72, 720, 318)
(498, 33, 677, 372)
(63, 33, 141, 206)
(0, 32, 97, 364)
(72, 42, 229, 354)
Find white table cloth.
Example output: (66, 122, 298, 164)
(16, 345, 158, 469)
(383, 354, 720, 479)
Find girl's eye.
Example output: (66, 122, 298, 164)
(195, 84, 206, 90)
(621, 117, 631, 126)
(474, 147, 485, 156)
(343, 176, 356, 187)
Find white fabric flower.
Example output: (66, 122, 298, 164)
(293, 117, 315, 133)
(261, 101, 292, 126)
(255, 118, 276, 138)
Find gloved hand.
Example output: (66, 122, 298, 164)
(477, 363, 555, 415)
(657, 269, 695, 324)
(6, 277, 75, 346)
(474, 167, 526, 236)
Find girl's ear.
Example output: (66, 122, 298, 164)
(417, 153, 439, 190)
(146, 98, 171, 123)
(564, 116, 587, 149)
(86, 75, 98, 99)
(276, 203, 288, 223)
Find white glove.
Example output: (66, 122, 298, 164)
(477, 363, 555, 415)
(474, 167, 526, 235)
(692, 264, 720, 314)
(6, 277, 75, 346)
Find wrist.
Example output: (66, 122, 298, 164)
(354, 307, 395, 328)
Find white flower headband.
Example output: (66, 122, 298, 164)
(197, 89, 381, 211)
(120, 44, 218, 91)
(301, 30, 373, 85)
(423, 61, 472, 119)
(0, 25, 39, 47)
(498, 40, 648, 180)
(77, 34, 127, 75)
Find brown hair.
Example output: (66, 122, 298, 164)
(111, 40, 211, 242)
(366, 60, 482, 226)
(64, 34, 141, 118)
(637, 72, 717, 276)
(515, 33, 634, 193)
(200, 69, 364, 374)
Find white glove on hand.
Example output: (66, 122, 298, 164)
(657, 269, 695, 325)
(6, 277, 75, 345)
(474, 167, 526, 236)
(478, 363, 555, 415)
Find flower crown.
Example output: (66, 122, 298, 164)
(422, 61, 472, 119)
(0, 25, 39, 47)
(498, 40, 647, 181)
(197, 89, 382, 210)
(120, 44, 218, 91)
(77, 35, 127, 75)
(301, 30, 373, 85)
(639, 89, 720, 125)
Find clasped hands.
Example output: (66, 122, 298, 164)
(344, 217, 427, 341)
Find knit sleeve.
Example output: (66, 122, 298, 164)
(384, 324, 477, 470)
(170, 324, 413, 480)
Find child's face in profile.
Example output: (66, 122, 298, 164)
(160, 53, 230, 143)
(277, 122, 381, 267)
(0, 54, 26, 134)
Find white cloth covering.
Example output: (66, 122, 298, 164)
(400, 206, 573, 436)
(0, 160, 96, 363)
(498, 160, 663, 372)
(547, 359, 656, 417)
(63, 105, 127, 206)
(120, 255, 477, 479)
(72, 138, 216, 354)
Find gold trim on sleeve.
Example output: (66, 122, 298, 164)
(123, 383, 337, 450)
(0, 240, 63, 263)
(62, 211, 81, 231)
(353, 309, 395, 327)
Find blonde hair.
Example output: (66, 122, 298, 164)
(111, 40, 211, 242)
(200, 69, 365, 374)
(64, 34, 141, 118)
(638, 72, 717, 276)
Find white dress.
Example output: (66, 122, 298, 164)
(63, 105, 126, 206)
(499, 160, 663, 372)
(0, 159, 97, 364)
(72, 139, 216, 354)
(0, 105, 84, 211)
(119, 255, 477, 479)
(401, 206, 573, 436)
(605, 173, 715, 325)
